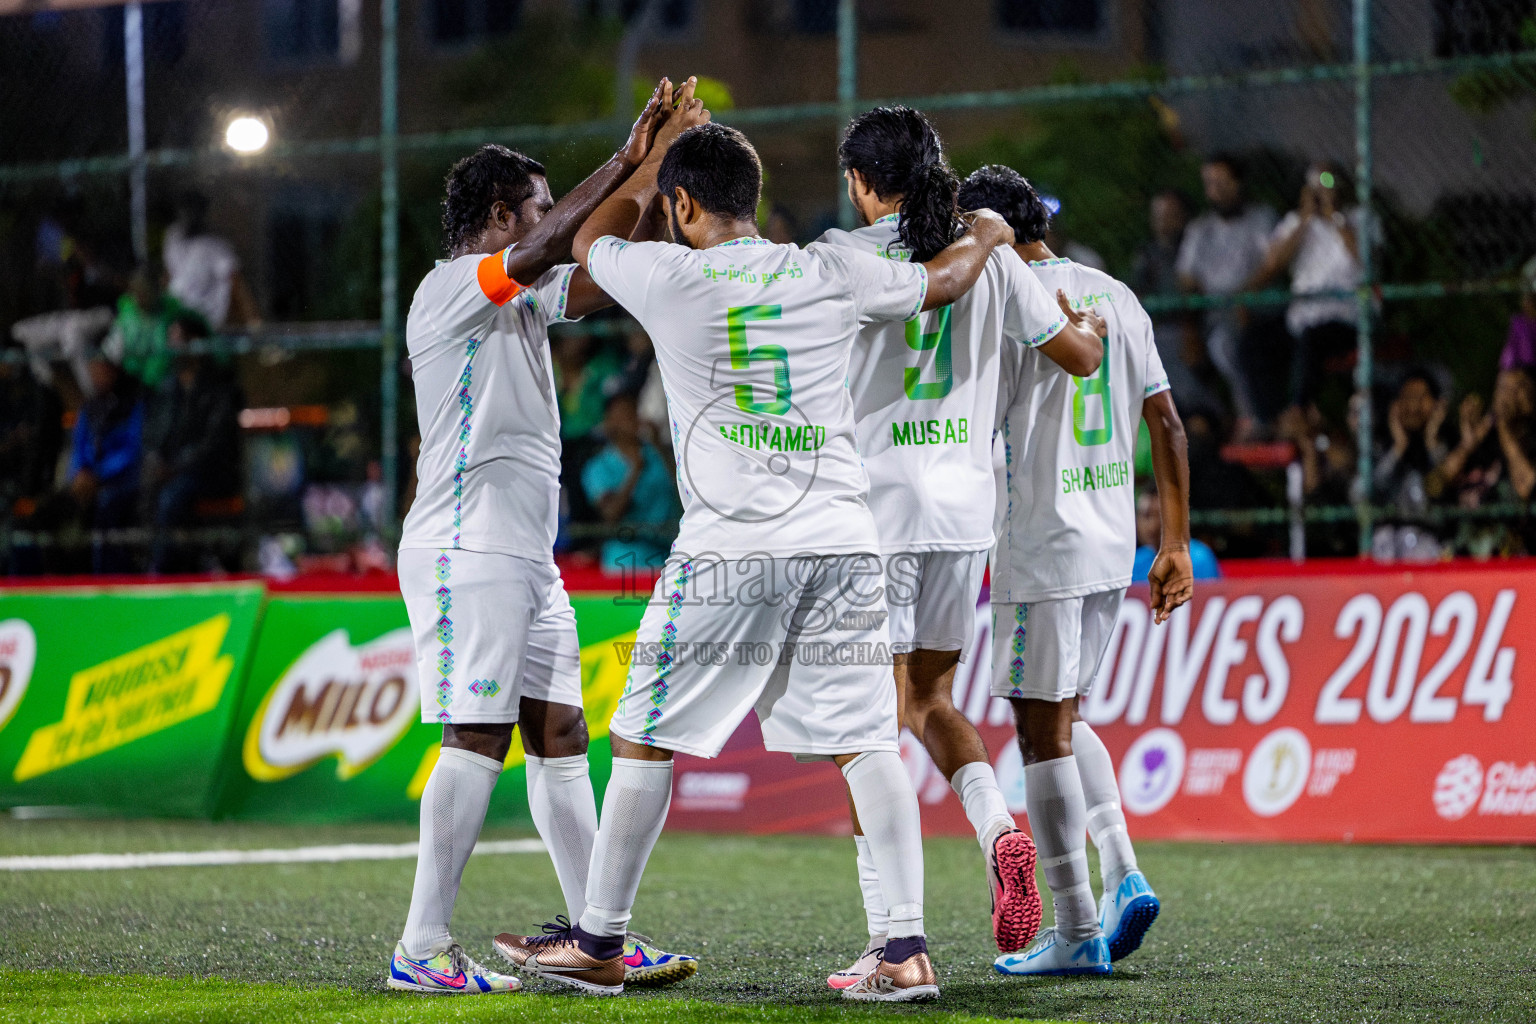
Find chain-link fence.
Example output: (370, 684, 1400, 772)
(3, 0, 1535, 574)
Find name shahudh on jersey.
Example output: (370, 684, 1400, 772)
(720, 421, 828, 451)
(1061, 459, 1132, 495)
(891, 417, 970, 447)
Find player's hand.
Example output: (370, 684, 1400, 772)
(1057, 289, 1108, 339)
(652, 76, 711, 152)
(1148, 546, 1194, 625)
(619, 78, 670, 169)
(961, 208, 1014, 249)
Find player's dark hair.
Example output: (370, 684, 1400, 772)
(441, 144, 547, 254)
(1204, 151, 1246, 181)
(838, 106, 959, 262)
(958, 164, 1050, 245)
(656, 123, 762, 223)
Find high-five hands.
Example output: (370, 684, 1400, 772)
(620, 78, 671, 169)
(652, 76, 712, 153)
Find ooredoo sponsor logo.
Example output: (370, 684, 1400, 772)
(1120, 728, 1186, 816)
(243, 628, 418, 781)
(0, 619, 37, 735)
(1433, 755, 1484, 820)
(1242, 727, 1311, 817)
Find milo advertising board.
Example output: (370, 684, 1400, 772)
(0, 584, 264, 816)
(217, 592, 645, 822)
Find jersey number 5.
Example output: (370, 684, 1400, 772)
(727, 304, 790, 415)
(904, 305, 953, 400)
(1072, 338, 1112, 446)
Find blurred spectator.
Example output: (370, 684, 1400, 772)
(0, 360, 64, 508)
(1252, 162, 1368, 410)
(1431, 371, 1536, 503)
(1374, 369, 1448, 509)
(1498, 255, 1536, 372)
(1131, 188, 1223, 420)
(1371, 369, 1450, 561)
(554, 333, 621, 441)
(103, 262, 203, 388)
(1277, 400, 1360, 506)
(582, 392, 681, 573)
(1177, 153, 1278, 435)
(1132, 488, 1220, 582)
(163, 190, 260, 331)
(139, 314, 242, 573)
(10, 306, 114, 398)
(65, 354, 144, 572)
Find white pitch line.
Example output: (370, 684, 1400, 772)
(0, 838, 546, 872)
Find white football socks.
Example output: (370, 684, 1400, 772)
(1072, 720, 1138, 889)
(950, 759, 1016, 852)
(1024, 755, 1098, 943)
(842, 751, 924, 939)
(578, 757, 673, 939)
(852, 834, 888, 940)
(401, 746, 501, 959)
(525, 752, 598, 922)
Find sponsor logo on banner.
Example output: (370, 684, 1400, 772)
(243, 628, 418, 781)
(13, 615, 234, 781)
(1120, 728, 1186, 815)
(676, 772, 751, 812)
(0, 619, 38, 735)
(1434, 755, 1484, 820)
(1243, 727, 1311, 817)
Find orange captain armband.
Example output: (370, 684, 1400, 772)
(476, 250, 524, 306)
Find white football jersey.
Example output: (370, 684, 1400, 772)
(818, 215, 1068, 553)
(992, 257, 1170, 602)
(586, 233, 928, 558)
(399, 248, 580, 562)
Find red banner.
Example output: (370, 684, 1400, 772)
(664, 568, 1536, 844)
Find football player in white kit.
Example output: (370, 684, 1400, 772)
(494, 97, 1018, 1002)
(389, 79, 696, 994)
(816, 107, 1106, 985)
(962, 166, 1195, 978)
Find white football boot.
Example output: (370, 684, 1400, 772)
(1099, 869, 1160, 962)
(993, 928, 1111, 977)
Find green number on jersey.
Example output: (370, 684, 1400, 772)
(1072, 338, 1113, 446)
(727, 304, 790, 415)
(904, 305, 953, 401)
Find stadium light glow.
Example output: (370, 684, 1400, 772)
(225, 115, 270, 154)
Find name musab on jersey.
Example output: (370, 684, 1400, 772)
(891, 416, 971, 447)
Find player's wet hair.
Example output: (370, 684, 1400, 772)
(656, 123, 763, 224)
(838, 106, 959, 262)
(958, 164, 1050, 245)
(441, 144, 547, 254)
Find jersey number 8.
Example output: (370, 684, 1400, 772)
(1072, 338, 1112, 447)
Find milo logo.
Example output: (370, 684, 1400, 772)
(243, 628, 418, 781)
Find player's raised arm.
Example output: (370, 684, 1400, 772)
(1144, 389, 1193, 624)
(501, 77, 671, 286)
(574, 77, 712, 270)
(918, 209, 1014, 311)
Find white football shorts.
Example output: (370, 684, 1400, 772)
(991, 588, 1127, 702)
(883, 549, 988, 660)
(398, 548, 582, 725)
(610, 554, 900, 759)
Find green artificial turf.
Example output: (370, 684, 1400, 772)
(0, 818, 1533, 1022)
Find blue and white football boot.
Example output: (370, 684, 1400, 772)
(993, 928, 1111, 977)
(1099, 869, 1160, 962)
(388, 941, 521, 994)
(623, 931, 699, 987)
